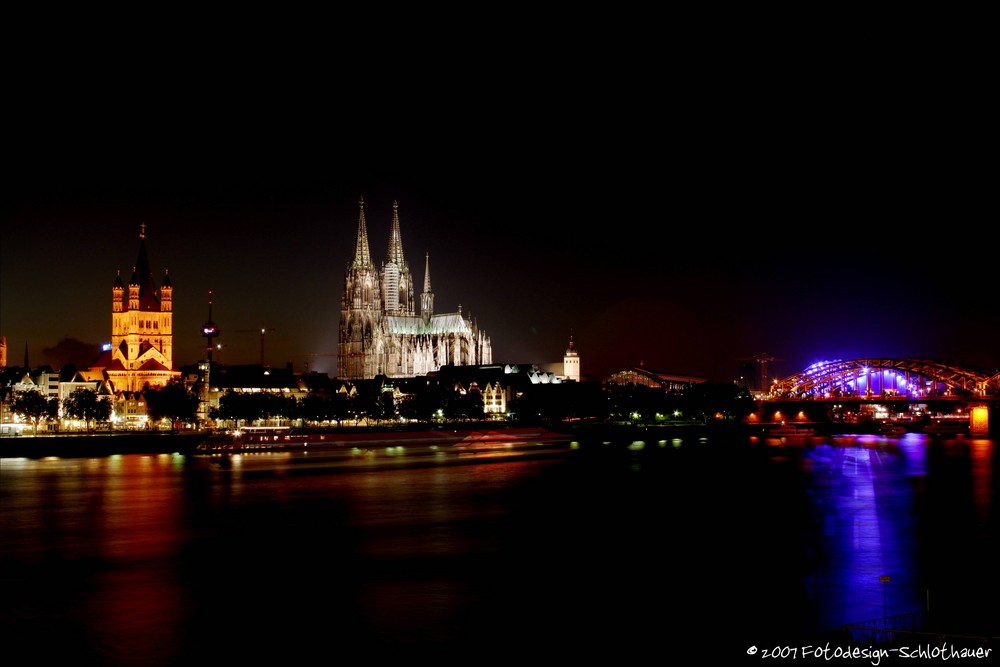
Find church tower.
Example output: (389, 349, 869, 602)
(381, 200, 414, 316)
(106, 225, 179, 392)
(339, 197, 385, 380)
(563, 334, 580, 382)
(420, 252, 434, 324)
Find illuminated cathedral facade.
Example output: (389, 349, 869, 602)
(104, 225, 180, 392)
(338, 198, 492, 380)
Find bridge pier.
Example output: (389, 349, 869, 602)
(970, 405, 990, 436)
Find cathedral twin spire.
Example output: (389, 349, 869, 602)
(386, 200, 406, 269)
(352, 196, 373, 269)
(350, 197, 432, 318)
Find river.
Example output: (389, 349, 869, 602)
(0, 430, 995, 664)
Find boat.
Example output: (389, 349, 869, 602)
(922, 420, 968, 435)
(767, 425, 816, 436)
(877, 422, 907, 436)
(193, 426, 571, 453)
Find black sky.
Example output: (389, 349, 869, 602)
(2, 37, 997, 383)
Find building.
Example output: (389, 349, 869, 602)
(535, 335, 582, 382)
(2, 366, 115, 431)
(543, 335, 582, 382)
(114, 391, 150, 429)
(605, 366, 706, 391)
(338, 198, 492, 380)
(100, 225, 180, 392)
(563, 335, 580, 382)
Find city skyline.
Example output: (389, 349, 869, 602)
(4, 176, 998, 386)
(4, 84, 997, 383)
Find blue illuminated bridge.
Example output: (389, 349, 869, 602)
(769, 358, 1000, 400)
(761, 358, 1000, 437)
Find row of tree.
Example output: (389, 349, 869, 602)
(8, 384, 199, 433)
(10, 387, 113, 433)
(7, 379, 757, 432)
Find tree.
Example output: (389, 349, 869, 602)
(300, 392, 333, 425)
(216, 390, 295, 427)
(354, 391, 383, 425)
(63, 387, 112, 431)
(144, 383, 199, 430)
(277, 393, 300, 425)
(397, 383, 449, 422)
(218, 390, 258, 427)
(378, 391, 397, 424)
(330, 392, 352, 426)
(12, 389, 57, 434)
(450, 391, 483, 422)
(255, 392, 290, 424)
(681, 381, 756, 422)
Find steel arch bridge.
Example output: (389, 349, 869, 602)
(770, 359, 1000, 399)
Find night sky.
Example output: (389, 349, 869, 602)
(3, 49, 996, 385)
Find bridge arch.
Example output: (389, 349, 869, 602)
(770, 359, 1000, 399)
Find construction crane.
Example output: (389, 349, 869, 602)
(235, 324, 276, 367)
(738, 352, 784, 392)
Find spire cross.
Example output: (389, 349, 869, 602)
(139, 222, 147, 239)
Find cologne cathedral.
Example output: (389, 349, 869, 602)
(338, 198, 492, 380)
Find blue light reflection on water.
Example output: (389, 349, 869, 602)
(800, 436, 925, 631)
(797, 433, 995, 640)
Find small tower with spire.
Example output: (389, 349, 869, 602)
(113, 270, 124, 313)
(563, 333, 580, 383)
(420, 252, 434, 324)
(160, 269, 173, 312)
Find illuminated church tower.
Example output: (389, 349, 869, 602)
(563, 334, 580, 382)
(381, 200, 415, 316)
(338, 198, 492, 380)
(339, 197, 383, 380)
(105, 225, 180, 392)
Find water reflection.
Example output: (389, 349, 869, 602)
(801, 440, 923, 632)
(0, 432, 995, 663)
